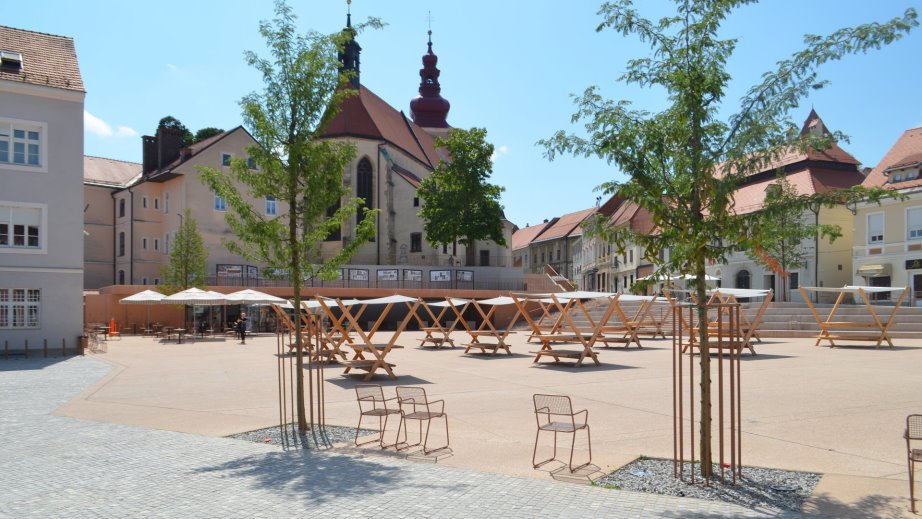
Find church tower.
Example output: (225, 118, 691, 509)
(410, 30, 451, 137)
(338, 6, 361, 89)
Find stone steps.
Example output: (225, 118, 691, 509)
(554, 301, 922, 339)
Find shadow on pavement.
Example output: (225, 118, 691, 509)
(191, 449, 455, 504)
(0, 356, 77, 371)
(804, 491, 912, 519)
(531, 363, 638, 373)
(324, 374, 434, 389)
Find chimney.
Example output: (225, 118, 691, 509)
(142, 135, 158, 175)
(179, 147, 193, 162)
(157, 127, 184, 170)
(543, 219, 549, 223)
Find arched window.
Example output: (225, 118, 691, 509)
(117, 270, 125, 285)
(356, 157, 373, 227)
(736, 269, 751, 289)
(118, 198, 125, 218)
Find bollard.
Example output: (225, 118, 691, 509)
(24, 339, 28, 358)
(3, 340, 7, 359)
(44, 338, 48, 358)
(62, 338, 66, 357)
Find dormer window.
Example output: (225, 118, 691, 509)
(0, 50, 23, 72)
(894, 173, 903, 183)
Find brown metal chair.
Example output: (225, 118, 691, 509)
(354, 384, 401, 448)
(395, 386, 449, 454)
(533, 394, 592, 473)
(907, 414, 922, 513)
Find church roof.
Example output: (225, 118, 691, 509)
(323, 85, 442, 169)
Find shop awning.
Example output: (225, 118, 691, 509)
(856, 264, 891, 277)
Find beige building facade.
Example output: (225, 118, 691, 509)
(853, 126, 922, 306)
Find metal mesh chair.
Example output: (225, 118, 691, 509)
(907, 414, 922, 513)
(395, 386, 449, 454)
(533, 394, 592, 472)
(354, 384, 401, 448)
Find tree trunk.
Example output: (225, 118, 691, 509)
(290, 215, 308, 433)
(465, 238, 476, 267)
(695, 258, 713, 478)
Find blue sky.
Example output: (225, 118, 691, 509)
(7, 1, 921, 228)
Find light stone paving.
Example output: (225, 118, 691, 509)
(0, 356, 812, 518)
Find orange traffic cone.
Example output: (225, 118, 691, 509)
(109, 318, 118, 337)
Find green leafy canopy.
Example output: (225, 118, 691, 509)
(197, 0, 383, 432)
(418, 127, 507, 266)
(538, 0, 916, 477)
(160, 209, 208, 293)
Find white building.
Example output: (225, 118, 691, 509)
(0, 26, 85, 350)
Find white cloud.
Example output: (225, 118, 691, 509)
(166, 63, 178, 72)
(84, 110, 138, 139)
(491, 144, 510, 162)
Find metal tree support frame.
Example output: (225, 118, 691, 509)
(274, 305, 327, 449)
(673, 302, 743, 485)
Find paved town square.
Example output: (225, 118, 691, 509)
(2, 331, 911, 517)
(4, 1, 922, 517)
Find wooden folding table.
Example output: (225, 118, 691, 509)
(316, 295, 423, 380)
(799, 286, 908, 348)
(512, 292, 620, 367)
(453, 296, 522, 355)
(416, 298, 470, 349)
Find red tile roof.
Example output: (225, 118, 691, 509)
(531, 207, 596, 244)
(0, 25, 84, 92)
(323, 86, 442, 169)
(731, 167, 864, 214)
(146, 127, 247, 181)
(511, 222, 552, 251)
(393, 165, 422, 188)
(84, 156, 141, 186)
(863, 127, 922, 191)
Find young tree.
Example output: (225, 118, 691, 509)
(747, 177, 841, 302)
(199, 1, 379, 433)
(541, 0, 916, 477)
(417, 127, 507, 266)
(160, 209, 208, 292)
(156, 116, 193, 146)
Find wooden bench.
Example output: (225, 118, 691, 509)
(464, 341, 511, 355)
(529, 348, 600, 366)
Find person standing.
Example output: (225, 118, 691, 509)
(236, 313, 248, 344)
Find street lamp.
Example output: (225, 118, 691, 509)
(808, 200, 821, 303)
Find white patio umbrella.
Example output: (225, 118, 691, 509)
(225, 289, 289, 333)
(224, 289, 287, 305)
(119, 289, 165, 328)
(161, 288, 228, 334)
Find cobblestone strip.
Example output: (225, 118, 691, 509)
(0, 357, 811, 518)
